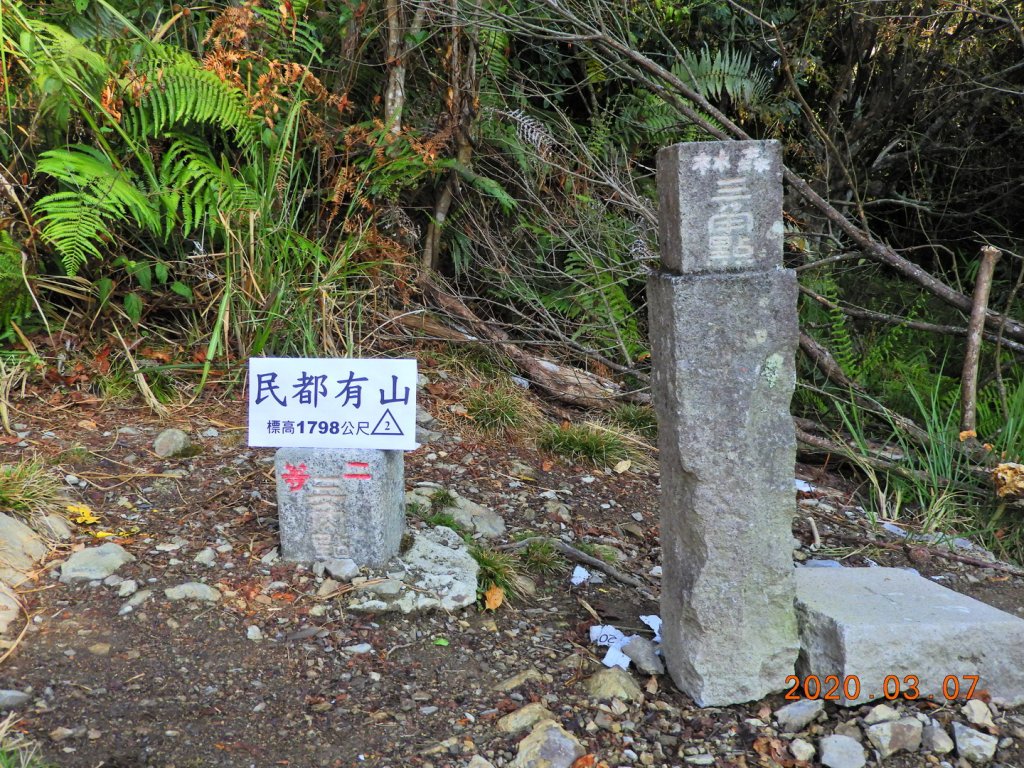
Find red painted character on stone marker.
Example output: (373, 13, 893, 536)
(343, 461, 372, 481)
(281, 462, 311, 491)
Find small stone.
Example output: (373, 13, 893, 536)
(864, 703, 901, 725)
(117, 580, 138, 598)
(775, 699, 824, 733)
(584, 667, 644, 704)
(790, 738, 815, 762)
(0, 690, 30, 710)
(153, 428, 192, 458)
(865, 717, 922, 759)
(419, 706, 438, 715)
(317, 578, 341, 597)
(961, 700, 995, 729)
(466, 757, 496, 768)
(119, 589, 152, 615)
(923, 721, 955, 754)
(193, 548, 217, 567)
(88, 643, 111, 656)
(201, 427, 219, 438)
(510, 719, 585, 768)
(498, 703, 555, 734)
(64, 474, 80, 486)
(342, 643, 373, 654)
(323, 558, 360, 582)
(49, 727, 78, 742)
(952, 723, 997, 764)
(819, 734, 866, 768)
(246, 626, 264, 641)
(494, 670, 555, 692)
(622, 637, 665, 676)
(164, 582, 221, 602)
(60, 543, 136, 583)
(834, 720, 862, 741)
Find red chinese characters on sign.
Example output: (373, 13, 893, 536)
(343, 461, 372, 481)
(281, 462, 311, 491)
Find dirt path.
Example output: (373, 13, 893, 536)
(2, 383, 1024, 767)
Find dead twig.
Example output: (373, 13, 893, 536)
(961, 246, 1001, 437)
(502, 536, 657, 601)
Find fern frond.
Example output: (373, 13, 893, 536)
(123, 50, 259, 149)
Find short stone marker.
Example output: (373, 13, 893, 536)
(795, 567, 1024, 706)
(648, 139, 798, 706)
(275, 448, 404, 566)
(250, 358, 416, 568)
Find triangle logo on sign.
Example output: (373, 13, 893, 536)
(371, 408, 404, 436)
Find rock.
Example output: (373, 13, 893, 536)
(164, 582, 221, 602)
(317, 578, 341, 597)
(790, 738, 815, 762)
(201, 427, 219, 438)
(864, 717, 922, 759)
(450, 493, 505, 538)
(795, 567, 1024, 705)
(323, 558, 359, 581)
(342, 643, 373, 654)
(0, 512, 48, 586)
(153, 428, 192, 458)
(622, 637, 665, 675)
(349, 527, 478, 614)
(246, 626, 263, 641)
(922, 720, 955, 754)
(962, 700, 996, 729)
(117, 580, 137, 598)
(0, 588, 19, 636)
(834, 720, 862, 742)
(87, 643, 111, 656)
(509, 719, 585, 768)
(60, 542, 135, 583)
(498, 702, 556, 734)
(49, 727, 80, 742)
(193, 548, 217, 567)
(0, 690, 30, 710)
(952, 722, 998, 764)
(819, 734, 866, 768)
(863, 703, 901, 725)
(584, 667, 643, 704)
(467, 757, 496, 768)
(495, 670, 555, 692)
(416, 405, 435, 427)
(119, 589, 152, 615)
(39, 514, 73, 541)
(775, 698, 824, 733)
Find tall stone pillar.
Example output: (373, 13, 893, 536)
(648, 140, 799, 706)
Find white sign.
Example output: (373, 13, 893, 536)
(248, 358, 417, 450)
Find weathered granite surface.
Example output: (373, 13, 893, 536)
(795, 567, 1024, 706)
(275, 447, 404, 567)
(657, 140, 784, 275)
(649, 268, 800, 705)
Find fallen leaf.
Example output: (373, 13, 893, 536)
(645, 676, 659, 694)
(433, 637, 449, 647)
(541, 459, 553, 472)
(76, 419, 98, 431)
(613, 459, 632, 474)
(571, 756, 597, 768)
(959, 429, 977, 441)
(483, 584, 504, 611)
(67, 504, 100, 525)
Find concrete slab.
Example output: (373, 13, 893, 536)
(795, 567, 1024, 706)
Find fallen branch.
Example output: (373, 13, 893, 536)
(501, 536, 658, 601)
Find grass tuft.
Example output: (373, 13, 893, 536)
(0, 713, 53, 768)
(429, 488, 457, 513)
(470, 543, 526, 602)
(609, 403, 658, 441)
(538, 422, 628, 466)
(465, 385, 528, 435)
(0, 460, 65, 526)
(517, 538, 567, 576)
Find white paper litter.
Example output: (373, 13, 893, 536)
(640, 614, 662, 643)
(590, 618, 663, 670)
(571, 565, 591, 586)
(794, 478, 814, 492)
